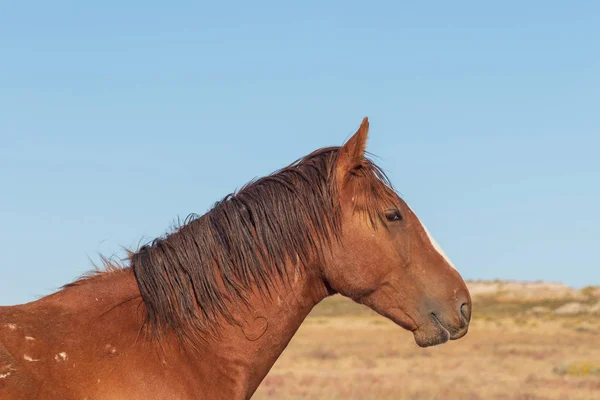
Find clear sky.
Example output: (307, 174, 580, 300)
(1, 2, 599, 305)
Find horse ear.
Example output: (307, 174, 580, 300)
(336, 117, 369, 182)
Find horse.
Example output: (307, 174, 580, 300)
(0, 118, 471, 399)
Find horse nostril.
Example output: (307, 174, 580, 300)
(460, 303, 471, 322)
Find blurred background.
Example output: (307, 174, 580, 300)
(1, 2, 599, 399)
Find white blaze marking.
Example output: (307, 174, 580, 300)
(420, 222, 457, 271)
(23, 355, 39, 362)
(407, 203, 457, 271)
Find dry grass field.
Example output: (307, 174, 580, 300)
(253, 282, 600, 400)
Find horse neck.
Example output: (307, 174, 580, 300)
(194, 263, 331, 397)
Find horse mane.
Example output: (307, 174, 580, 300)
(129, 146, 396, 343)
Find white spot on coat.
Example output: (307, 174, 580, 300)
(0, 371, 11, 379)
(25, 336, 35, 341)
(23, 355, 39, 362)
(54, 352, 68, 362)
(5, 323, 17, 330)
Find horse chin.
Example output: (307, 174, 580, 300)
(412, 320, 451, 348)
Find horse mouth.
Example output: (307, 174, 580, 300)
(413, 312, 469, 348)
(430, 313, 451, 337)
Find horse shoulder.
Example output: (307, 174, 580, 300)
(0, 306, 41, 399)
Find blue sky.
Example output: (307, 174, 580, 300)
(1, 2, 599, 305)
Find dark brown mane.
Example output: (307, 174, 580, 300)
(130, 146, 396, 342)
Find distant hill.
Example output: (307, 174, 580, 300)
(311, 280, 600, 318)
(467, 280, 600, 301)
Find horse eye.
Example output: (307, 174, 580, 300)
(385, 209, 403, 222)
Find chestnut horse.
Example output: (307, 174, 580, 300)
(0, 118, 471, 399)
